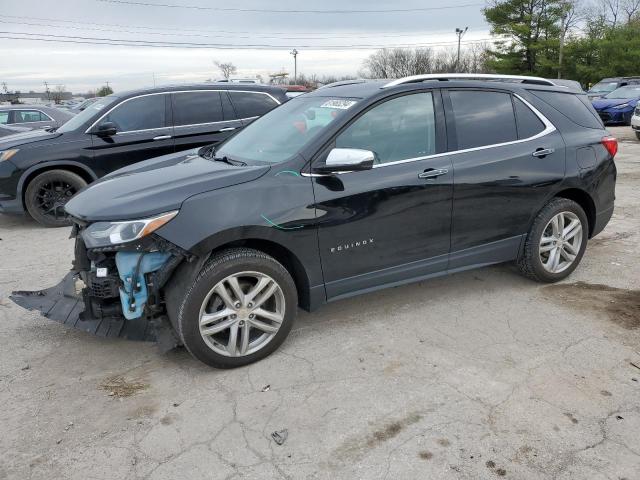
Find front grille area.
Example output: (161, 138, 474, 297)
(88, 275, 120, 299)
(598, 112, 611, 122)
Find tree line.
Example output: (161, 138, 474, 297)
(361, 0, 640, 87)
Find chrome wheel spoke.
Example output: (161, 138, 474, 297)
(253, 282, 278, 309)
(560, 247, 576, 262)
(200, 308, 234, 326)
(245, 276, 271, 305)
(239, 323, 251, 355)
(546, 247, 560, 271)
(201, 318, 235, 336)
(226, 276, 245, 305)
(227, 323, 239, 355)
(214, 284, 236, 309)
(253, 308, 283, 324)
(551, 214, 562, 237)
(563, 222, 582, 241)
(563, 240, 579, 255)
(249, 318, 280, 333)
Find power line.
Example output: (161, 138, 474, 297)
(0, 17, 489, 41)
(0, 32, 496, 50)
(96, 0, 485, 14)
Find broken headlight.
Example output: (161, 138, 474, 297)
(81, 211, 178, 248)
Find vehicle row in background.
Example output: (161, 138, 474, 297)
(0, 105, 74, 138)
(0, 84, 287, 226)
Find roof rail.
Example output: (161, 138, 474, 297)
(318, 79, 370, 89)
(382, 73, 557, 88)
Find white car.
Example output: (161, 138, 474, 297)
(632, 104, 640, 140)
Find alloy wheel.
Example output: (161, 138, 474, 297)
(539, 211, 583, 274)
(35, 180, 76, 221)
(198, 271, 286, 357)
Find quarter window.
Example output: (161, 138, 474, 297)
(449, 90, 518, 149)
(103, 94, 166, 132)
(513, 97, 545, 139)
(0, 112, 8, 124)
(228, 92, 278, 118)
(335, 92, 437, 165)
(172, 91, 223, 126)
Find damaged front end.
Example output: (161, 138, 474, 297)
(11, 213, 189, 350)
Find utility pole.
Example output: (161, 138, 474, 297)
(44, 81, 50, 101)
(455, 27, 468, 73)
(290, 49, 298, 84)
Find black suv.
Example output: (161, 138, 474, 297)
(12, 74, 617, 368)
(0, 84, 287, 226)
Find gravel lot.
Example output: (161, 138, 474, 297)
(1, 127, 639, 480)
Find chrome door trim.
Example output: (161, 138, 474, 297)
(85, 89, 281, 134)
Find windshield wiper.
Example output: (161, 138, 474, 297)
(213, 155, 247, 167)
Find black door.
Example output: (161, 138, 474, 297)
(90, 93, 174, 176)
(444, 89, 566, 267)
(312, 91, 453, 298)
(171, 90, 243, 152)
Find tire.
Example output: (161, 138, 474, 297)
(517, 198, 589, 283)
(176, 248, 298, 368)
(24, 169, 87, 227)
(635, 131, 640, 141)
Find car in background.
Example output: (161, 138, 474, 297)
(69, 97, 99, 114)
(0, 124, 32, 138)
(632, 104, 640, 140)
(0, 84, 287, 227)
(283, 85, 312, 98)
(587, 77, 640, 99)
(0, 105, 73, 133)
(592, 85, 640, 125)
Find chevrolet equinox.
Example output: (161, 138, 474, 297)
(12, 74, 617, 368)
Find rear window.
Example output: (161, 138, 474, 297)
(530, 91, 602, 129)
(229, 91, 278, 118)
(513, 97, 545, 139)
(449, 90, 518, 149)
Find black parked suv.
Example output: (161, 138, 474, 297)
(0, 83, 287, 226)
(12, 74, 617, 368)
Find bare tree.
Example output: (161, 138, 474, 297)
(622, 0, 640, 21)
(52, 85, 66, 104)
(558, 0, 583, 78)
(214, 60, 237, 80)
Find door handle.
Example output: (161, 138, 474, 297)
(219, 127, 237, 132)
(532, 148, 554, 158)
(418, 168, 449, 179)
(153, 135, 172, 141)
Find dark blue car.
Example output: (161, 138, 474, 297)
(592, 85, 640, 125)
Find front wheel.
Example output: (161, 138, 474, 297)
(176, 248, 298, 368)
(517, 198, 589, 283)
(24, 169, 87, 227)
(635, 130, 640, 141)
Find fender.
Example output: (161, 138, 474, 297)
(17, 160, 98, 200)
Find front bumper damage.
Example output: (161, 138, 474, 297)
(10, 226, 189, 351)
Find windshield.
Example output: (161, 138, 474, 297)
(589, 81, 618, 94)
(215, 96, 360, 164)
(604, 85, 640, 100)
(57, 96, 118, 132)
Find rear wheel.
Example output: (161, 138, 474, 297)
(635, 131, 640, 141)
(24, 169, 87, 227)
(176, 248, 297, 368)
(517, 198, 588, 283)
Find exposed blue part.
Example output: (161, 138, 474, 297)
(115, 251, 171, 320)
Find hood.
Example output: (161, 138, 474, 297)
(104, 148, 200, 178)
(0, 128, 61, 149)
(65, 154, 270, 222)
(592, 98, 638, 110)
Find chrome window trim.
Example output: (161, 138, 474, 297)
(85, 89, 281, 134)
(1, 108, 54, 124)
(303, 93, 556, 176)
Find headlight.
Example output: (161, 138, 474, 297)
(81, 210, 178, 248)
(613, 103, 630, 109)
(0, 149, 19, 162)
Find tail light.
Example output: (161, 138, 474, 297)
(601, 136, 618, 158)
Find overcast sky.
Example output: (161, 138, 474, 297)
(1, 0, 491, 94)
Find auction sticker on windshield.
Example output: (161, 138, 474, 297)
(320, 99, 358, 110)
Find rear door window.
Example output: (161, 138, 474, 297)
(449, 90, 518, 149)
(228, 91, 279, 119)
(513, 97, 545, 139)
(172, 91, 223, 126)
(0, 112, 8, 124)
(103, 94, 167, 132)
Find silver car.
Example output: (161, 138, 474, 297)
(0, 105, 74, 137)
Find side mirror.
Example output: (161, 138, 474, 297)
(95, 122, 117, 137)
(314, 148, 375, 173)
